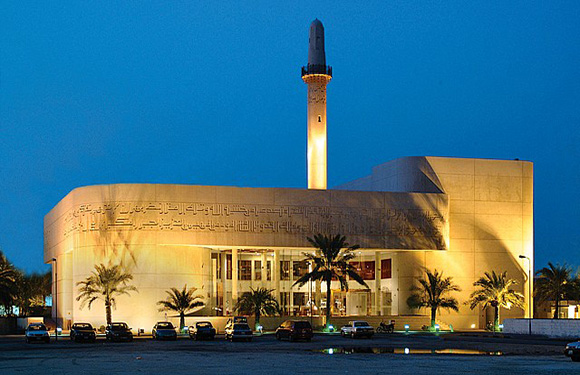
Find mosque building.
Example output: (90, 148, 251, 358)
(44, 20, 533, 331)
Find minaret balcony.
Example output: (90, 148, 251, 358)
(301, 64, 332, 77)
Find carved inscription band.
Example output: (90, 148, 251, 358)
(61, 201, 447, 249)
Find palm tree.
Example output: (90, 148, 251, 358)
(293, 234, 368, 328)
(235, 287, 280, 329)
(467, 271, 524, 331)
(157, 285, 205, 329)
(76, 264, 137, 325)
(15, 271, 52, 316)
(0, 251, 18, 314)
(535, 262, 580, 319)
(407, 268, 461, 329)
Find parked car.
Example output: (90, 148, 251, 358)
(225, 316, 248, 331)
(565, 340, 580, 361)
(105, 322, 133, 342)
(340, 320, 374, 339)
(224, 322, 253, 341)
(25, 323, 50, 344)
(70, 322, 97, 342)
(152, 322, 177, 340)
(275, 320, 313, 342)
(189, 321, 216, 340)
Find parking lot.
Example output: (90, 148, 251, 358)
(0, 333, 577, 374)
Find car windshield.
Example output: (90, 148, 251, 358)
(73, 323, 92, 329)
(28, 324, 47, 331)
(354, 322, 369, 327)
(233, 317, 247, 323)
(157, 322, 174, 329)
(294, 322, 311, 329)
(234, 324, 250, 330)
(111, 323, 128, 330)
(197, 322, 212, 328)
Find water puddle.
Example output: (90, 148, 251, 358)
(315, 347, 503, 356)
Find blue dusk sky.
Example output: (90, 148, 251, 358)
(1, 1, 579, 273)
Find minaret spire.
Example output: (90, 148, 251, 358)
(302, 19, 332, 190)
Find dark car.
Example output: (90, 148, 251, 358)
(25, 323, 50, 344)
(152, 322, 177, 340)
(188, 321, 216, 340)
(70, 322, 96, 343)
(565, 340, 580, 361)
(105, 322, 133, 342)
(275, 320, 313, 342)
(224, 323, 253, 342)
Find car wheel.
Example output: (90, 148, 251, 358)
(275, 332, 281, 341)
(289, 334, 295, 342)
(340, 331, 345, 337)
(572, 356, 580, 362)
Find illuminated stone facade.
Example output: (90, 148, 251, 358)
(44, 156, 533, 330)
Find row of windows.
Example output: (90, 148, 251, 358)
(215, 256, 392, 281)
(348, 259, 392, 280)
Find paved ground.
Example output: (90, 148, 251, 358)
(0, 333, 576, 374)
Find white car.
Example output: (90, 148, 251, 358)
(564, 341, 580, 361)
(25, 323, 50, 344)
(340, 320, 374, 339)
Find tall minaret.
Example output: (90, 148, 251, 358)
(302, 19, 332, 190)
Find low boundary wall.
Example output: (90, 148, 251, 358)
(504, 318, 580, 338)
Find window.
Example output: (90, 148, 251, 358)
(280, 292, 290, 315)
(214, 254, 221, 280)
(226, 254, 232, 280)
(254, 260, 262, 281)
(266, 260, 272, 281)
(381, 259, 392, 279)
(280, 261, 290, 280)
(318, 115, 322, 122)
(293, 292, 306, 307)
(292, 260, 309, 279)
(350, 261, 375, 280)
(239, 260, 251, 280)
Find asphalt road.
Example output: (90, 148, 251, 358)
(0, 333, 576, 374)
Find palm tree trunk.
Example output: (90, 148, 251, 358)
(554, 295, 560, 319)
(430, 307, 437, 328)
(326, 279, 332, 329)
(494, 305, 499, 332)
(105, 299, 112, 325)
(180, 312, 185, 330)
(255, 309, 261, 330)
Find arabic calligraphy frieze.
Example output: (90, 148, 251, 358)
(61, 202, 447, 246)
